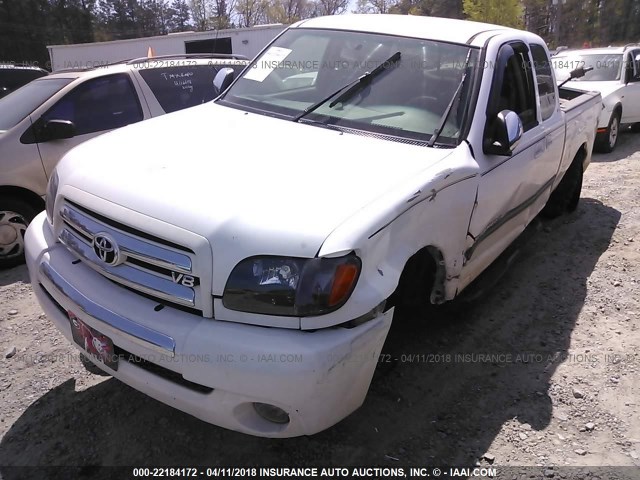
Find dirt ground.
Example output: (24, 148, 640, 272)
(1, 130, 639, 478)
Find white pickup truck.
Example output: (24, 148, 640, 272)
(25, 15, 601, 437)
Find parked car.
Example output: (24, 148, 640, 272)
(552, 44, 640, 152)
(0, 64, 48, 99)
(26, 14, 601, 437)
(0, 54, 249, 268)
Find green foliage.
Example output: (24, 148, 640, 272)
(2, 0, 640, 68)
(389, 0, 463, 18)
(463, 0, 524, 28)
(354, 0, 394, 13)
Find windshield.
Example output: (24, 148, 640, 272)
(552, 53, 623, 82)
(0, 77, 73, 131)
(219, 29, 479, 146)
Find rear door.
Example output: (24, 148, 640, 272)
(530, 43, 565, 178)
(32, 73, 147, 176)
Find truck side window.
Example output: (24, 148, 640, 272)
(42, 73, 143, 136)
(531, 44, 556, 121)
(493, 44, 538, 132)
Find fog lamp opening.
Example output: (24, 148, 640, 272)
(252, 402, 290, 424)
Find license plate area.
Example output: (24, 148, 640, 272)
(68, 311, 119, 371)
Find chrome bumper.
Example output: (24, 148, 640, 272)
(40, 261, 176, 357)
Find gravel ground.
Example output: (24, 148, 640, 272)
(0, 131, 639, 478)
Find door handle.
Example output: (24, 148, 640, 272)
(534, 146, 545, 158)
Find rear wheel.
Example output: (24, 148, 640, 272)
(0, 197, 38, 269)
(541, 155, 584, 218)
(596, 111, 621, 153)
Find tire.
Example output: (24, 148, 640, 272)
(79, 353, 111, 376)
(0, 196, 39, 269)
(389, 251, 437, 318)
(541, 156, 584, 218)
(595, 111, 621, 153)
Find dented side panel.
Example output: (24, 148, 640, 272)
(303, 144, 480, 330)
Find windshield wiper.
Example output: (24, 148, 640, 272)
(428, 49, 473, 147)
(293, 51, 401, 122)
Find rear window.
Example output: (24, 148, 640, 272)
(138, 64, 246, 113)
(552, 53, 623, 82)
(0, 68, 48, 98)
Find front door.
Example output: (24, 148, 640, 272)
(33, 73, 145, 176)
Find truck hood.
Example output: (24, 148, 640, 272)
(58, 102, 454, 260)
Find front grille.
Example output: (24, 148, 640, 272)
(58, 199, 202, 313)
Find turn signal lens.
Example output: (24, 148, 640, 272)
(329, 263, 359, 306)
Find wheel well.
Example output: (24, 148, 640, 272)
(576, 143, 588, 169)
(391, 246, 447, 307)
(0, 186, 45, 212)
(613, 103, 622, 119)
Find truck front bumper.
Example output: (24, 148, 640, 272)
(25, 212, 393, 437)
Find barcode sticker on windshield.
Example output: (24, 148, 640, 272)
(244, 47, 292, 82)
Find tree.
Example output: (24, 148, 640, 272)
(136, 0, 171, 36)
(235, 0, 266, 26)
(263, 0, 313, 23)
(313, 0, 348, 15)
(390, 0, 463, 17)
(522, 0, 550, 39)
(167, 0, 192, 31)
(463, 0, 524, 28)
(354, 0, 395, 13)
(211, 0, 235, 28)
(190, 0, 208, 29)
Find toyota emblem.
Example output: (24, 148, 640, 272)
(92, 233, 121, 266)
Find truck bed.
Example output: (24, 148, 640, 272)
(558, 86, 602, 174)
(559, 86, 601, 115)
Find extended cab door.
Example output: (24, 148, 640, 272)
(530, 43, 565, 181)
(459, 41, 561, 289)
(27, 73, 148, 176)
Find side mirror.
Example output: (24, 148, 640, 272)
(41, 119, 75, 141)
(213, 68, 235, 95)
(485, 110, 523, 156)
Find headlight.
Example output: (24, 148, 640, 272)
(223, 254, 361, 316)
(45, 170, 59, 224)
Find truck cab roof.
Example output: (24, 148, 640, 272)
(293, 14, 519, 46)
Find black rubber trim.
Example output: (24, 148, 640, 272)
(465, 175, 555, 260)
